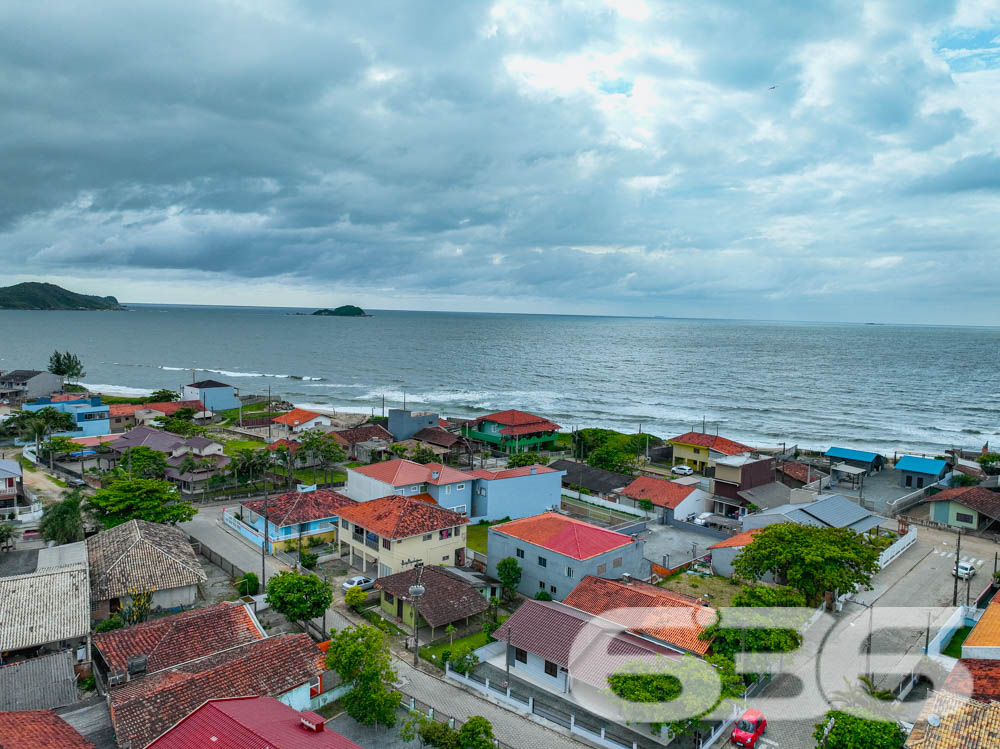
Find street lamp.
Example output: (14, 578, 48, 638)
(408, 562, 426, 667)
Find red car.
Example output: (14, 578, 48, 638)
(730, 708, 767, 747)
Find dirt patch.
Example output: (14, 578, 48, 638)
(658, 571, 741, 608)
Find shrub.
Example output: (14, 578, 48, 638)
(236, 572, 259, 596)
(345, 585, 368, 611)
(482, 620, 499, 640)
(307, 534, 325, 548)
(299, 550, 318, 569)
(534, 591, 553, 601)
(95, 614, 124, 632)
(78, 674, 96, 693)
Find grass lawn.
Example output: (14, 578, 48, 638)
(345, 461, 364, 469)
(272, 466, 346, 484)
(222, 439, 266, 456)
(658, 571, 740, 607)
(419, 618, 509, 669)
(466, 524, 489, 554)
(943, 625, 974, 658)
(361, 608, 407, 636)
(18, 456, 38, 473)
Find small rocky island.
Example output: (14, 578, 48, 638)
(311, 305, 369, 317)
(0, 282, 123, 310)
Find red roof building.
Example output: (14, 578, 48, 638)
(109, 634, 324, 749)
(144, 400, 206, 416)
(242, 489, 357, 528)
(337, 494, 468, 539)
(349, 459, 469, 488)
(562, 576, 715, 655)
(775, 461, 825, 487)
(273, 408, 326, 428)
(668, 431, 752, 456)
(462, 409, 561, 453)
(0, 710, 94, 748)
(467, 464, 559, 480)
(93, 602, 265, 683)
(489, 512, 636, 561)
(147, 696, 363, 749)
(619, 476, 698, 508)
(943, 659, 1000, 703)
(707, 529, 761, 550)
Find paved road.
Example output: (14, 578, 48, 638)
(180, 504, 289, 582)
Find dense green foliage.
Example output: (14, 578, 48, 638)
(733, 524, 880, 604)
(812, 710, 906, 748)
(0, 282, 121, 310)
(496, 557, 522, 600)
(325, 624, 399, 728)
(407, 445, 439, 464)
(0, 522, 14, 547)
(400, 712, 495, 749)
(149, 389, 180, 402)
(507, 452, 549, 467)
(39, 490, 85, 544)
(950, 472, 980, 486)
(236, 572, 259, 596)
(266, 571, 333, 624)
(313, 305, 366, 316)
(587, 444, 638, 474)
(701, 585, 807, 663)
(3, 407, 75, 453)
(95, 614, 125, 632)
(117, 446, 168, 479)
(345, 584, 368, 611)
(534, 590, 553, 601)
(48, 350, 87, 380)
(573, 428, 663, 461)
(89, 478, 197, 527)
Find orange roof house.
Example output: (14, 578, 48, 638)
(271, 409, 331, 434)
(668, 431, 752, 473)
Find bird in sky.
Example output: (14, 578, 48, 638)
(768, 85, 778, 90)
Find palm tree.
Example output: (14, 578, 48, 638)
(5, 408, 75, 458)
(39, 490, 85, 545)
(318, 439, 346, 485)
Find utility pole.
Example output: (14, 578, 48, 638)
(866, 605, 873, 680)
(408, 561, 425, 667)
(267, 385, 272, 441)
(953, 531, 962, 606)
(261, 477, 270, 587)
(506, 626, 512, 685)
(967, 575, 972, 607)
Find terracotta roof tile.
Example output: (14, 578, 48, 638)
(375, 566, 489, 628)
(143, 400, 205, 416)
(927, 486, 1000, 522)
(498, 421, 561, 436)
(707, 529, 761, 550)
(266, 438, 302, 453)
(337, 495, 467, 539)
(87, 519, 207, 601)
(908, 690, 1000, 748)
(479, 409, 558, 427)
(94, 602, 264, 676)
(242, 489, 356, 528)
(109, 403, 140, 417)
(0, 710, 94, 748)
(109, 633, 324, 749)
(331, 424, 394, 445)
(619, 476, 697, 508)
(350, 459, 468, 487)
(467, 464, 559, 480)
(562, 576, 715, 655)
(668, 431, 752, 456)
(273, 408, 324, 427)
(775, 461, 825, 483)
(964, 597, 1000, 649)
(943, 659, 1000, 703)
(490, 512, 635, 560)
(412, 426, 461, 448)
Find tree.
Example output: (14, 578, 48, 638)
(120, 588, 154, 625)
(587, 445, 637, 474)
(951, 473, 980, 487)
(266, 570, 333, 626)
(507, 452, 549, 468)
(154, 416, 204, 437)
(48, 351, 86, 382)
(42, 435, 77, 469)
(732, 524, 880, 604)
(317, 438, 346, 484)
(534, 590, 553, 601)
(177, 455, 198, 477)
(496, 557, 522, 600)
(457, 716, 495, 749)
(408, 446, 438, 465)
(325, 624, 400, 728)
(700, 585, 808, 664)
(150, 389, 179, 402)
(977, 452, 1000, 475)
(236, 572, 259, 596)
(445, 623, 456, 645)
(119, 446, 168, 479)
(0, 522, 14, 548)
(39, 490, 85, 544)
(638, 498, 654, 512)
(345, 584, 368, 611)
(89, 478, 197, 528)
(272, 444, 295, 488)
(812, 710, 906, 749)
(4, 407, 75, 456)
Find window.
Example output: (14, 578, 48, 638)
(549, 585, 557, 595)
(538, 556, 547, 568)
(544, 660, 558, 677)
(539, 581, 546, 590)
(905, 475, 912, 487)
(446, 485, 452, 495)
(597, 563, 606, 574)
(411, 485, 420, 492)
(957, 512, 974, 523)
(384, 592, 394, 603)
(515, 647, 527, 663)
(612, 557, 622, 568)
(342, 519, 349, 529)
(516, 548, 525, 559)
(917, 477, 925, 488)
(693, 448, 702, 454)
(566, 566, 574, 578)
(382, 538, 391, 550)
(440, 528, 453, 540)
(423, 533, 433, 541)
(442, 555, 449, 561)
(457, 484, 466, 490)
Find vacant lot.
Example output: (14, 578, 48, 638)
(658, 571, 740, 608)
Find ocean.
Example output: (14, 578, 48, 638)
(2, 305, 998, 455)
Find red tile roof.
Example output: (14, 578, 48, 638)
(927, 486, 1000, 521)
(144, 400, 205, 416)
(492, 599, 681, 689)
(707, 529, 762, 550)
(498, 421, 561, 436)
(619, 476, 697, 508)
(267, 438, 302, 453)
(944, 659, 1000, 703)
(109, 634, 324, 749)
(438, 417, 451, 428)
(350, 459, 468, 487)
(490, 512, 635, 560)
(273, 408, 324, 427)
(480, 409, 557, 427)
(468, 464, 559, 480)
(775, 461, 826, 483)
(109, 403, 140, 417)
(70, 434, 120, 447)
(51, 393, 84, 402)
(668, 431, 752, 456)
(375, 566, 490, 628)
(337, 495, 467, 539)
(0, 710, 94, 748)
(562, 576, 715, 655)
(242, 489, 357, 527)
(148, 696, 363, 749)
(330, 424, 394, 446)
(412, 426, 461, 448)
(93, 602, 264, 676)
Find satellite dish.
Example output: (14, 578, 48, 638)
(927, 714, 941, 727)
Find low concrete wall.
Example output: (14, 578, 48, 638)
(666, 517, 732, 539)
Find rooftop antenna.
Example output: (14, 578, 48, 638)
(403, 391, 406, 410)
(702, 416, 706, 433)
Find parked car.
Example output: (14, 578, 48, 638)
(954, 561, 977, 580)
(342, 575, 375, 593)
(693, 511, 713, 526)
(67, 478, 86, 488)
(730, 708, 767, 748)
(671, 464, 694, 476)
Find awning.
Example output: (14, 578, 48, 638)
(832, 463, 867, 476)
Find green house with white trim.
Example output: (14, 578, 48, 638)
(461, 409, 560, 454)
(923, 486, 1000, 532)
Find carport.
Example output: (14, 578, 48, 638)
(831, 463, 867, 491)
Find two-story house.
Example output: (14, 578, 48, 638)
(387, 408, 441, 441)
(181, 379, 242, 412)
(709, 454, 775, 517)
(0, 370, 63, 402)
(461, 409, 561, 454)
(237, 487, 357, 553)
(107, 426, 230, 494)
(337, 495, 468, 578)
(24, 396, 111, 438)
(667, 431, 752, 474)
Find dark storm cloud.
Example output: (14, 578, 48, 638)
(2, 0, 1000, 322)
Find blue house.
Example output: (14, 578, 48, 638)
(388, 408, 441, 441)
(895, 455, 948, 489)
(181, 379, 241, 412)
(467, 464, 566, 521)
(24, 396, 111, 437)
(227, 486, 358, 553)
(825, 446, 884, 474)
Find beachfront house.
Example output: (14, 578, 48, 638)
(337, 495, 469, 577)
(272, 408, 332, 437)
(23, 396, 110, 438)
(919, 486, 1000, 532)
(824, 446, 884, 474)
(0, 370, 63, 403)
(181, 379, 241, 412)
(667, 431, 752, 473)
(387, 408, 441, 442)
(895, 455, 949, 489)
(486, 512, 645, 600)
(234, 487, 357, 553)
(618, 475, 709, 522)
(461, 409, 561, 454)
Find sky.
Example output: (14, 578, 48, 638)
(2, 0, 1000, 324)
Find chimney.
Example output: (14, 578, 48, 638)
(300, 712, 326, 732)
(530, 466, 537, 474)
(127, 654, 147, 678)
(621, 573, 632, 585)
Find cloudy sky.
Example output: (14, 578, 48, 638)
(2, 0, 1000, 323)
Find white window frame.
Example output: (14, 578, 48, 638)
(457, 483, 466, 491)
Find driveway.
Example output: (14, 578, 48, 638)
(637, 521, 722, 569)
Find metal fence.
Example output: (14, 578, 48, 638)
(188, 536, 248, 580)
(398, 688, 513, 749)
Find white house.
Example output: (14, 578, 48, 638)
(271, 408, 332, 436)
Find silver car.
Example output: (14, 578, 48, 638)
(342, 575, 375, 593)
(671, 464, 694, 476)
(953, 562, 976, 580)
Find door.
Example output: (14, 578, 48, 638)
(905, 475, 912, 488)
(397, 598, 403, 618)
(917, 477, 924, 489)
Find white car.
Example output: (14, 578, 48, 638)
(342, 575, 375, 593)
(671, 464, 694, 476)
(954, 562, 976, 580)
